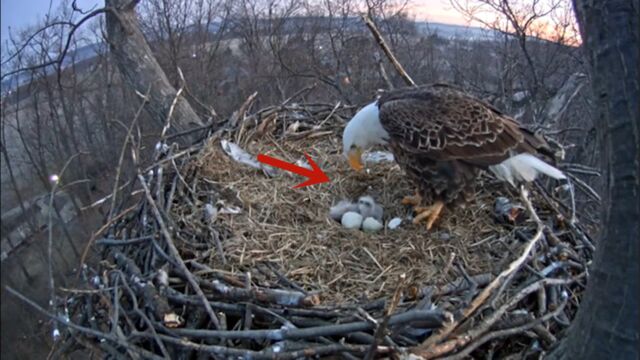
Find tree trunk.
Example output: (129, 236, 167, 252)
(549, 0, 639, 358)
(105, 0, 204, 136)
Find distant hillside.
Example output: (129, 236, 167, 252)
(1, 18, 491, 95)
(1, 42, 105, 95)
(415, 21, 498, 39)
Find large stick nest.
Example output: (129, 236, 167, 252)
(59, 102, 594, 359)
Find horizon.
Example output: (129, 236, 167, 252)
(1, 0, 578, 68)
(0, 0, 484, 55)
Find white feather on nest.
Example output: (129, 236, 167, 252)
(220, 140, 278, 176)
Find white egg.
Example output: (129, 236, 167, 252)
(362, 217, 384, 232)
(387, 217, 402, 230)
(341, 211, 364, 229)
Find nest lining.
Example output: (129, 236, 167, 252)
(183, 131, 535, 304)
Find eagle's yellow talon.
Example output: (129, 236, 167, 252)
(411, 201, 444, 231)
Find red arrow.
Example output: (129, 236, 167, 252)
(257, 153, 330, 189)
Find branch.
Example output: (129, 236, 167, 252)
(202, 279, 320, 307)
(1, 8, 109, 81)
(362, 13, 416, 87)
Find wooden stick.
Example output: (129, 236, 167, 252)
(362, 13, 416, 87)
(202, 279, 319, 307)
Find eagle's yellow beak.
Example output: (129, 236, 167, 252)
(347, 148, 364, 171)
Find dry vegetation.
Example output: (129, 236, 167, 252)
(192, 121, 505, 304)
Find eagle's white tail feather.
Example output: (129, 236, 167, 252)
(489, 153, 566, 187)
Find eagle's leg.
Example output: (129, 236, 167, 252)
(401, 192, 422, 206)
(412, 200, 444, 230)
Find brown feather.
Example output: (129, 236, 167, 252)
(378, 84, 554, 204)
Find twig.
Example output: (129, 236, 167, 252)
(455, 263, 478, 306)
(165, 289, 341, 320)
(161, 69, 185, 138)
(47, 152, 83, 342)
(210, 227, 227, 265)
(564, 172, 601, 203)
(315, 101, 341, 129)
(428, 273, 494, 297)
(203, 280, 319, 307)
(108, 88, 148, 221)
(532, 323, 557, 346)
(534, 183, 596, 251)
(537, 286, 547, 316)
(465, 277, 577, 343)
(96, 236, 154, 246)
(375, 53, 394, 89)
(232, 91, 259, 143)
(262, 262, 308, 294)
(242, 273, 253, 348)
(281, 83, 317, 106)
(1, 8, 110, 81)
(114, 270, 172, 358)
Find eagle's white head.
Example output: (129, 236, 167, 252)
(342, 101, 389, 170)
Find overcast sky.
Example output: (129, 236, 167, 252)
(1, 0, 99, 50)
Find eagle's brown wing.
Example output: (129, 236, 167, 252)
(378, 84, 549, 167)
(378, 84, 551, 203)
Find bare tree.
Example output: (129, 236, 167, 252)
(450, 0, 581, 108)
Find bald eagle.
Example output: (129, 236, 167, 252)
(342, 84, 565, 229)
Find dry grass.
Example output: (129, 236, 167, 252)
(179, 130, 524, 305)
